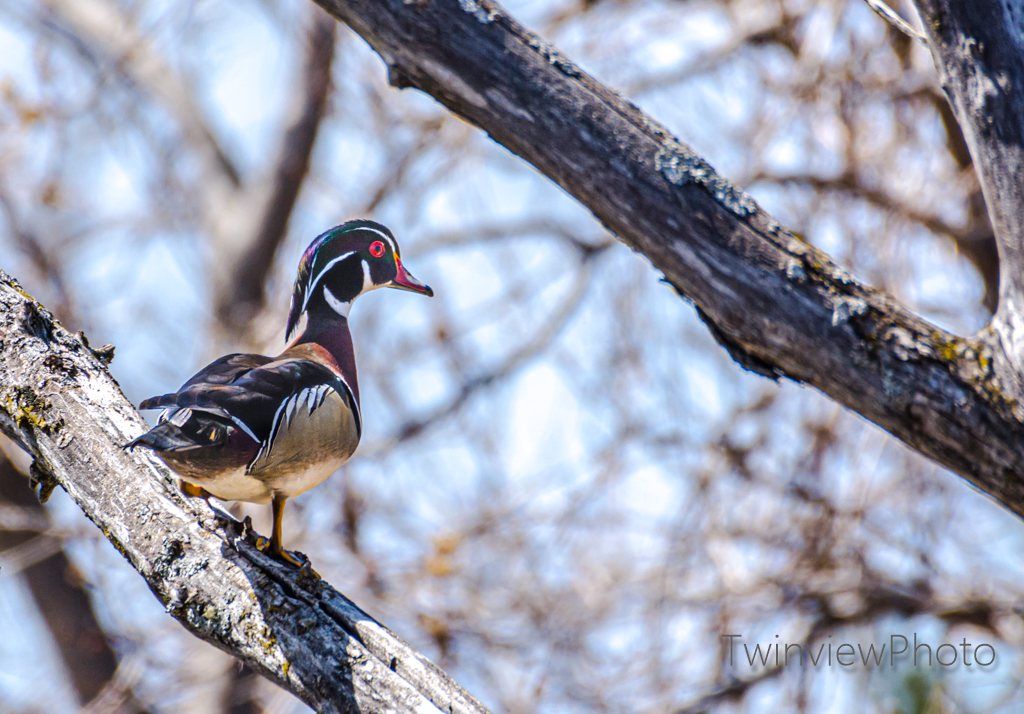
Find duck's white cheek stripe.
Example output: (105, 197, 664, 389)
(323, 285, 351, 317)
(303, 250, 356, 313)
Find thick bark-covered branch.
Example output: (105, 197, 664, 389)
(311, 0, 1024, 516)
(0, 273, 490, 714)
(754, 169, 999, 314)
(911, 0, 1024, 391)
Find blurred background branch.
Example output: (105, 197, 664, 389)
(214, 8, 336, 340)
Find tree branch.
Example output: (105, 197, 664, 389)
(0, 272, 491, 714)
(309, 0, 1024, 517)
(911, 0, 1024, 392)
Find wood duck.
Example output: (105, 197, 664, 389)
(127, 220, 432, 567)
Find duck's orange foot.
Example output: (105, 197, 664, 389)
(254, 534, 321, 579)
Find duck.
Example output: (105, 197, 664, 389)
(127, 220, 432, 567)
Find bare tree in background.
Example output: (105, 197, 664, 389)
(2, 0, 1024, 712)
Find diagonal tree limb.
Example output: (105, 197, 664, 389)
(0, 273, 491, 714)
(309, 0, 1024, 516)
(0, 197, 143, 710)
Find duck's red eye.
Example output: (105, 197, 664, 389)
(369, 241, 386, 258)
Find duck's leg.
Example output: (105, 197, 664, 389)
(267, 493, 293, 562)
(250, 493, 318, 577)
(179, 480, 213, 499)
(261, 493, 318, 578)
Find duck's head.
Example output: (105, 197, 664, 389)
(286, 220, 433, 339)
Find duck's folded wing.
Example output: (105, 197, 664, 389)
(130, 359, 355, 458)
(227, 360, 360, 466)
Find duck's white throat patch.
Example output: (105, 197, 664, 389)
(362, 259, 374, 293)
(323, 285, 351, 317)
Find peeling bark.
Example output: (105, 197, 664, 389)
(0, 273, 490, 714)
(308, 0, 1024, 517)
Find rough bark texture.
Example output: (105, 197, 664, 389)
(309, 0, 1024, 518)
(912, 0, 1024, 393)
(0, 273, 490, 714)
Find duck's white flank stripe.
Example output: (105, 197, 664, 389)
(162, 406, 260, 443)
(228, 414, 260, 442)
(251, 383, 333, 470)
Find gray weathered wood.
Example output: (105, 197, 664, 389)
(310, 0, 1024, 518)
(0, 273, 490, 714)
(912, 0, 1024, 394)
